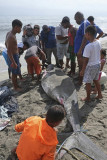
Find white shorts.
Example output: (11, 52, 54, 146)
(57, 43, 69, 60)
(83, 64, 100, 83)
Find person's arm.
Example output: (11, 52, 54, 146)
(80, 57, 89, 76)
(96, 26, 104, 39)
(77, 36, 87, 58)
(100, 60, 106, 71)
(39, 50, 46, 61)
(42, 146, 56, 160)
(96, 32, 104, 39)
(7, 37, 17, 69)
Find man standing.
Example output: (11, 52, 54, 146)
(40, 25, 59, 67)
(74, 12, 90, 84)
(5, 19, 22, 91)
(87, 16, 104, 39)
(55, 17, 70, 68)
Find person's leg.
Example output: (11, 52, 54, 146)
(71, 52, 76, 74)
(81, 83, 91, 101)
(26, 57, 34, 80)
(46, 48, 52, 64)
(57, 44, 64, 68)
(71, 62, 76, 74)
(93, 80, 103, 99)
(52, 47, 59, 66)
(78, 57, 83, 84)
(65, 44, 70, 68)
(59, 60, 63, 68)
(10, 54, 21, 91)
(66, 58, 70, 68)
(33, 57, 42, 81)
(12, 73, 21, 91)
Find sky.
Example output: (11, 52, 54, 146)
(0, 0, 107, 17)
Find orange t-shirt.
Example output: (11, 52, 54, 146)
(15, 116, 58, 160)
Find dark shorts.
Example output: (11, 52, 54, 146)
(7, 54, 21, 75)
(68, 46, 76, 62)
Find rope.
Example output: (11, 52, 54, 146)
(57, 145, 93, 160)
(57, 145, 80, 160)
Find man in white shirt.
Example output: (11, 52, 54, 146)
(55, 17, 70, 68)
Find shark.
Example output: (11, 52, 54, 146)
(41, 66, 107, 160)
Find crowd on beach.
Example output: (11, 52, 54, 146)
(2, 11, 106, 160)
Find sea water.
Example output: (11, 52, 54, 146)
(0, 15, 107, 74)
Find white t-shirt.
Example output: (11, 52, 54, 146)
(83, 40, 101, 66)
(55, 24, 68, 44)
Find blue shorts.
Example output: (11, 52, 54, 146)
(7, 54, 21, 75)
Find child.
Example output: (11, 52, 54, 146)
(25, 45, 46, 81)
(13, 105, 65, 160)
(80, 25, 103, 101)
(92, 49, 106, 94)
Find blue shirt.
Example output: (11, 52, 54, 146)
(94, 24, 103, 37)
(74, 20, 90, 53)
(40, 26, 56, 48)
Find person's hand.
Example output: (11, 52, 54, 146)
(11, 62, 17, 69)
(64, 36, 69, 39)
(41, 51, 46, 61)
(77, 50, 82, 59)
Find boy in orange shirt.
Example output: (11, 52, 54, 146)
(25, 45, 46, 81)
(12, 105, 65, 160)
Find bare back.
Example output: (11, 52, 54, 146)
(5, 31, 18, 55)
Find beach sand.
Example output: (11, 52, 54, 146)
(0, 41, 107, 160)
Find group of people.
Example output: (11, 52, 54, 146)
(2, 11, 106, 160)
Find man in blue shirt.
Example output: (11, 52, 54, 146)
(74, 12, 90, 84)
(40, 25, 59, 67)
(87, 16, 104, 39)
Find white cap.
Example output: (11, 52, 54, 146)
(17, 42, 24, 48)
